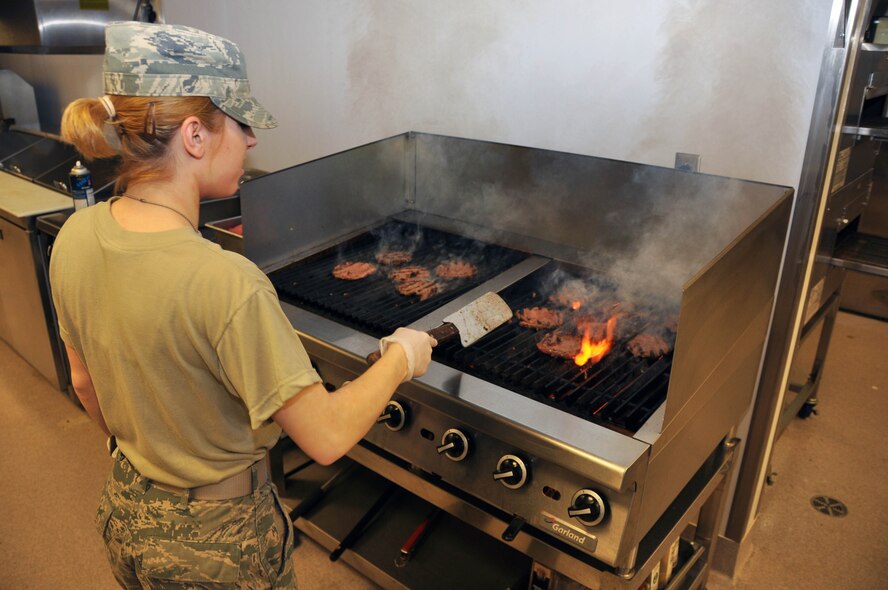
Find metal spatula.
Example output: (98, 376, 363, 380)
(367, 292, 513, 364)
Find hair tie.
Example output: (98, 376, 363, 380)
(99, 95, 116, 120)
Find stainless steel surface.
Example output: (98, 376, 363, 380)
(0, 151, 78, 395)
(244, 134, 410, 272)
(841, 269, 888, 316)
(334, 436, 734, 589)
(410, 134, 782, 270)
(204, 216, 243, 255)
(0, 0, 141, 51)
(0, 214, 60, 388)
(0, 70, 40, 130)
(244, 131, 792, 574)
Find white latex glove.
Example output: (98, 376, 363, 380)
(379, 327, 437, 382)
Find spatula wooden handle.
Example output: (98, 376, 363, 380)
(365, 323, 459, 366)
(426, 323, 459, 342)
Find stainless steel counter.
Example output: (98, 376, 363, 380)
(0, 173, 72, 390)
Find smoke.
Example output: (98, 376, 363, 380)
(406, 134, 775, 336)
(369, 221, 423, 258)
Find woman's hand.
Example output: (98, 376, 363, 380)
(274, 328, 437, 465)
(379, 327, 438, 382)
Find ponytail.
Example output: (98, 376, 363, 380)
(60, 95, 225, 192)
(60, 98, 119, 160)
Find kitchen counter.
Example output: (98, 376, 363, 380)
(0, 172, 71, 392)
(0, 171, 72, 225)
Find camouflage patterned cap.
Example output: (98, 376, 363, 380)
(103, 21, 277, 129)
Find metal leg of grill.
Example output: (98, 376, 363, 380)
(689, 435, 740, 589)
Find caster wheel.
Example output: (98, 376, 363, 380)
(797, 402, 817, 419)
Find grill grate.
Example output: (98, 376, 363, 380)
(270, 222, 672, 433)
(269, 220, 529, 337)
(434, 264, 673, 432)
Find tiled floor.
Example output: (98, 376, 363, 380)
(0, 311, 885, 589)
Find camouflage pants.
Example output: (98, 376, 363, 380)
(95, 452, 296, 589)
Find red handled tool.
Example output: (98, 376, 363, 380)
(395, 508, 441, 568)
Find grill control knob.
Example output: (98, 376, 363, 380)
(436, 428, 470, 461)
(568, 489, 606, 526)
(493, 455, 528, 489)
(376, 401, 407, 431)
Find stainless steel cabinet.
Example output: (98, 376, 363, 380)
(0, 214, 62, 388)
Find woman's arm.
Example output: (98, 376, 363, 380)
(273, 334, 430, 465)
(65, 344, 111, 436)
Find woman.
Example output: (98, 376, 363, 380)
(51, 21, 435, 589)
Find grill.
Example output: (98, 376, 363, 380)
(243, 132, 794, 587)
(270, 220, 671, 433)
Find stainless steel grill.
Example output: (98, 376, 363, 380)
(242, 132, 793, 587)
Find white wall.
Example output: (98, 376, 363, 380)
(1, 0, 834, 188)
(166, 0, 834, 186)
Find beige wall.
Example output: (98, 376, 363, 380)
(0, 0, 833, 187)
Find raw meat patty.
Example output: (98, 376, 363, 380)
(375, 250, 413, 266)
(435, 260, 477, 280)
(516, 307, 564, 330)
(389, 266, 430, 281)
(332, 261, 377, 280)
(396, 278, 439, 301)
(536, 331, 582, 359)
(627, 334, 671, 358)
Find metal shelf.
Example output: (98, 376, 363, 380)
(842, 121, 888, 139)
(825, 231, 888, 277)
(276, 449, 531, 590)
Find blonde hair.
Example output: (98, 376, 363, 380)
(60, 95, 225, 192)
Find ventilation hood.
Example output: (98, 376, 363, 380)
(0, 0, 156, 54)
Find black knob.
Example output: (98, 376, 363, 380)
(493, 455, 528, 489)
(568, 489, 606, 526)
(436, 429, 470, 461)
(376, 401, 406, 431)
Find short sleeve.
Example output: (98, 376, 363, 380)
(215, 287, 322, 429)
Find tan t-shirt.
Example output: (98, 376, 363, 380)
(50, 199, 321, 487)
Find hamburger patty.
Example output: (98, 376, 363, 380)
(516, 307, 564, 330)
(627, 334, 671, 358)
(332, 261, 377, 280)
(395, 278, 439, 301)
(435, 260, 477, 280)
(389, 266, 430, 282)
(536, 331, 582, 359)
(375, 250, 413, 266)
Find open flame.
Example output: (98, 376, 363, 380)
(574, 316, 618, 366)
(570, 300, 582, 311)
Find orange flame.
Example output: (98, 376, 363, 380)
(570, 300, 582, 311)
(574, 316, 618, 366)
